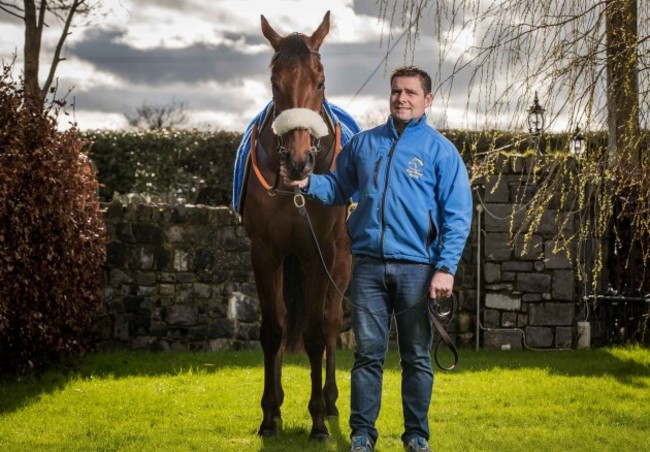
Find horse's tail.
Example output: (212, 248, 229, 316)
(283, 254, 305, 352)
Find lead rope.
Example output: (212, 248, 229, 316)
(428, 297, 460, 371)
(292, 188, 459, 370)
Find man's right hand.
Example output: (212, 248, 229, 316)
(280, 166, 309, 189)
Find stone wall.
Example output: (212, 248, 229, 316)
(100, 201, 260, 351)
(100, 156, 581, 351)
(474, 156, 578, 350)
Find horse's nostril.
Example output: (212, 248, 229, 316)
(302, 155, 314, 175)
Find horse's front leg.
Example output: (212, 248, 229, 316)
(251, 240, 285, 438)
(259, 314, 285, 437)
(302, 253, 336, 441)
(323, 287, 341, 419)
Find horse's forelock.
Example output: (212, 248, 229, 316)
(270, 33, 320, 68)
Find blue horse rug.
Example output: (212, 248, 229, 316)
(231, 99, 361, 215)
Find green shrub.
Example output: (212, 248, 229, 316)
(0, 65, 106, 375)
(85, 129, 242, 206)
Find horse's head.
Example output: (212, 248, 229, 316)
(261, 12, 330, 181)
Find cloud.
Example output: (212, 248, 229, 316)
(2, 0, 494, 131)
(68, 28, 269, 86)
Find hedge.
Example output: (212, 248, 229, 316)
(84, 127, 619, 208)
(1, 65, 106, 375)
(85, 129, 242, 206)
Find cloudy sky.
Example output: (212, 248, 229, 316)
(1, 0, 490, 132)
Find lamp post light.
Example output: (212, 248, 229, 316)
(571, 126, 585, 156)
(527, 92, 546, 156)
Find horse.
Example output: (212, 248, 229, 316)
(236, 11, 356, 441)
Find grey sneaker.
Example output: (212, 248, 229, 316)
(405, 436, 431, 452)
(350, 434, 374, 452)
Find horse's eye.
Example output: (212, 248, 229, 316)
(271, 82, 279, 93)
(317, 80, 325, 91)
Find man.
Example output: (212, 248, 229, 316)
(281, 66, 473, 452)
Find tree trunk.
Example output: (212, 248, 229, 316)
(606, 0, 640, 166)
(23, 0, 44, 105)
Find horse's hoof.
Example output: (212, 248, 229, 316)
(258, 428, 277, 438)
(310, 432, 331, 442)
(258, 415, 283, 438)
(326, 414, 339, 420)
(326, 407, 339, 418)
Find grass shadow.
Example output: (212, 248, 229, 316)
(0, 371, 70, 415)
(326, 416, 349, 452)
(436, 346, 650, 387)
(0, 348, 264, 414)
(257, 420, 346, 452)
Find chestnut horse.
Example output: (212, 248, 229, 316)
(239, 12, 353, 440)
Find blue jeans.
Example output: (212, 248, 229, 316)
(348, 255, 434, 445)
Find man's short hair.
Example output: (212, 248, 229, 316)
(390, 66, 432, 95)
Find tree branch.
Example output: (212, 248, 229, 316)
(42, 0, 85, 96)
(37, 0, 46, 32)
(0, 1, 25, 20)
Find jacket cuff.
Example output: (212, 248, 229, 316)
(435, 264, 456, 276)
(300, 176, 311, 193)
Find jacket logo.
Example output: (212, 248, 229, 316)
(406, 157, 424, 179)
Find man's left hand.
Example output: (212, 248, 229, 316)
(430, 271, 454, 300)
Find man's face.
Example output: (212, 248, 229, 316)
(389, 75, 432, 127)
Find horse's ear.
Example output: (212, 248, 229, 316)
(261, 14, 283, 50)
(309, 11, 330, 51)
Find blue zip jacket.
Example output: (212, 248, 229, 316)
(306, 114, 473, 275)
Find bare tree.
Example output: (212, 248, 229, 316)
(0, 0, 94, 105)
(124, 100, 191, 130)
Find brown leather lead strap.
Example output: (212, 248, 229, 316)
(428, 299, 459, 371)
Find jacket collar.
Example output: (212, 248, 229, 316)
(387, 114, 428, 138)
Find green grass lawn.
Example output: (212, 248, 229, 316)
(1, 346, 648, 451)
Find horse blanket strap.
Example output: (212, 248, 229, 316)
(332, 123, 341, 170)
(428, 299, 459, 371)
(249, 123, 274, 191)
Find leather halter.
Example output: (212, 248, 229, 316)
(249, 109, 342, 193)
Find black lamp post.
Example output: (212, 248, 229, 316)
(527, 92, 546, 155)
(571, 126, 585, 156)
(527, 92, 546, 134)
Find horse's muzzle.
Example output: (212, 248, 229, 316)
(284, 151, 315, 180)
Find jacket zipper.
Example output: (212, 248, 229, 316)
(379, 136, 402, 258)
(426, 209, 438, 261)
(373, 157, 382, 190)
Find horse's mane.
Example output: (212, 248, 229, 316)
(270, 33, 320, 68)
